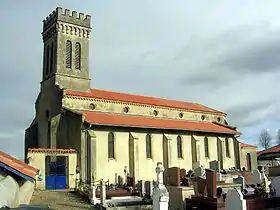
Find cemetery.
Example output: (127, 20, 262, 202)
(75, 160, 280, 210)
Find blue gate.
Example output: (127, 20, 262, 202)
(45, 156, 67, 190)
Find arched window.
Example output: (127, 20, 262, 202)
(65, 40, 72, 68)
(146, 134, 152, 158)
(75, 42, 81, 70)
(108, 132, 115, 159)
(225, 137, 230, 157)
(204, 137, 209, 157)
(50, 43, 54, 72)
(177, 136, 183, 158)
(46, 45, 50, 74)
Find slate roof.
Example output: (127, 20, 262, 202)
(0, 151, 39, 182)
(65, 89, 225, 114)
(82, 111, 238, 134)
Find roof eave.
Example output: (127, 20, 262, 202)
(88, 122, 238, 135)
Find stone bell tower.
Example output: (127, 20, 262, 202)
(41, 7, 92, 91)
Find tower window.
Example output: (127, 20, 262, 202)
(146, 134, 152, 158)
(46, 45, 50, 74)
(177, 136, 183, 158)
(75, 42, 81, 70)
(66, 40, 72, 68)
(204, 137, 209, 157)
(108, 132, 115, 159)
(50, 43, 54, 73)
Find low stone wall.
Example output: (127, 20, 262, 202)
(18, 181, 35, 205)
(0, 175, 35, 208)
(0, 175, 20, 208)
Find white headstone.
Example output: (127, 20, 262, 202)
(225, 188, 247, 210)
(153, 162, 169, 210)
(100, 179, 106, 205)
(216, 172, 222, 182)
(271, 176, 280, 197)
(252, 170, 262, 185)
(90, 185, 97, 204)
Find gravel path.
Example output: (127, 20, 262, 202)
(30, 190, 96, 210)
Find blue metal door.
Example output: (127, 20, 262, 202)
(45, 156, 67, 189)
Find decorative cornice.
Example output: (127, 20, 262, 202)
(65, 95, 224, 116)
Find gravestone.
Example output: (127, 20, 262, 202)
(216, 172, 222, 182)
(114, 173, 118, 185)
(196, 176, 206, 196)
(89, 185, 97, 204)
(163, 167, 180, 186)
(180, 168, 186, 177)
(145, 181, 153, 197)
(118, 175, 124, 186)
(194, 166, 205, 177)
(233, 176, 245, 191)
(225, 188, 246, 210)
(153, 162, 169, 210)
(205, 169, 216, 198)
(100, 179, 106, 205)
(252, 170, 261, 185)
(138, 180, 145, 197)
(209, 160, 220, 172)
(271, 176, 280, 197)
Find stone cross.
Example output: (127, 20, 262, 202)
(153, 162, 169, 210)
(156, 162, 164, 187)
(100, 179, 106, 205)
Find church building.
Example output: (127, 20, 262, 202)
(25, 7, 257, 188)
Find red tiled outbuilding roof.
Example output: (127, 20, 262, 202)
(28, 148, 77, 153)
(82, 111, 238, 134)
(258, 144, 280, 156)
(66, 89, 225, 114)
(0, 151, 39, 181)
(240, 142, 258, 149)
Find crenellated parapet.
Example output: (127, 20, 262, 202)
(43, 7, 91, 32)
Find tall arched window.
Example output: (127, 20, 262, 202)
(204, 137, 209, 157)
(225, 137, 230, 157)
(50, 43, 54, 72)
(65, 40, 72, 68)
(75, 42, 81, 70)
(108, 132, 115, 159)
(46, 45, 50, 74)
(177, 136, 183, 158)
(146, 134, 152, 158)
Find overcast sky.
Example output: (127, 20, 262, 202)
(0, 0, 280, 159)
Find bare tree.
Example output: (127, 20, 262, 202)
(277, 129, 280, 145)
(259, 129, 272, 150)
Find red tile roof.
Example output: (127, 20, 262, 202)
(258, 144, 280, 156)
(0, 151, 39, 180)
(28, 148, 77, 153)
(240, 142, 258, 149)
(66, 89, 225, 114)
(82, 111, 238, 134)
